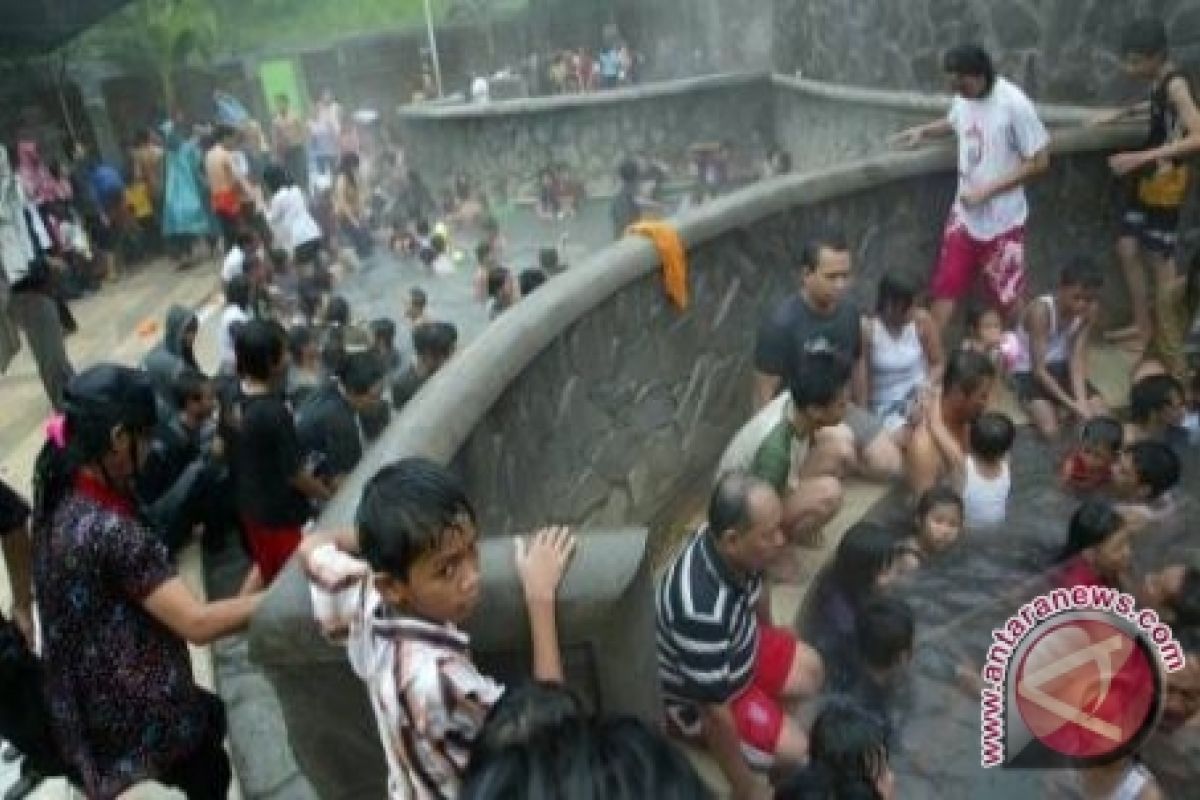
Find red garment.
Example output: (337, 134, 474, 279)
(74, 471, 137, 518)
(730, 624, 799, 758)
(1055, 555, 1106, 589)
(241, 516, 303, 584)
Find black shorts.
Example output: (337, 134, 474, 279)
(1014, 362, 1101, 408)
(1120, 190, 1181, 259)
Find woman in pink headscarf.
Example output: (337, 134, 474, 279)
(16, 142, 66, 206)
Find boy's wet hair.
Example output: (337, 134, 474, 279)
(1130, 374, 1184, 424)
(1122, 18, 1169, 58)
(468, 681, 582, 769)
(1080, 416, 1123, 453)
(1059, 255, 1103, 290)
(413, 321, 457, 360)
(916, 486, 963, 521)
(969, 412, 1015, 461)
(806, 700, 892, 797)
(943, 43, 996, 91)
(339, 351, 386, 396)
(790, 350, 851, 411)
(357, 458, 477, 579)
(1060, 499, 1124, 562)
(487, 267, 511, 299)
(944, 348, 996, 395)
(172, 368, 211, 410)
(1128, 440, 1182, 500)
(857, 597, 915, 671)
(233, 319, 285, 381)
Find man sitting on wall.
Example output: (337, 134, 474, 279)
(753, 231, 903, 481)
(658, 471, 824, 799)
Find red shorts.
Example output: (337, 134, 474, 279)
(242, 517, 303, 584)
(730, 625, 798, 762)
(930, 215, 1027, 313)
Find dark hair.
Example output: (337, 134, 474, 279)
(413, 321, 457, 360)
(943, 43, 996, 92)
(263, 164, 294, 196)
(806, 700, 891, 800)
(409, 287, 428, 308)
(461, 715, 711, 800)
(857, 597, 915, 671)
(487, 267, 511, 300)
(618, 158, 640, 183)
(33, 366, 159, 527)
(213, 123, 237, 143)
(790, 350, 852, 411)
(233, 319, 285, 381)
(916, 486, 963, 521)
(172, 368, 211, 410)
(707, 471, 768, 540)
(1060, 500, 1125, 562)
(800, 231, 850, 274)
(1127, 440, 1182, 499)
(875, 275, 916, 317)
(518, 269, 547, 297)
(965, 302, 1001, 332)
(1080, 416, 1123, 453)
(1059, 255, 1104, 290)
(969, 412, 1015, 461)
(339, 350, 386, 396)
(288, 325, 316, 362)
(324, 295, 351, 327)
(467, 681, 583, 769)
(1122, 18, 1169, 58)
(370, 318, 396, 345)
(356, 458, 476, 579)
(814, 522, 897, 613)
(1130, 374, 1184, 424)
(225, 272, 250, 311)
(943, 348, 996, 395)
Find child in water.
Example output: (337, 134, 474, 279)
(893, 486, 964, 577)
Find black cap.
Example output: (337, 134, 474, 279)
(63, 365, 158, 433)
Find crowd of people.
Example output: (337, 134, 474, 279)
(1, 16, 1200, 800)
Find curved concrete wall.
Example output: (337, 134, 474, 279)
(324, 123, 1141, 541)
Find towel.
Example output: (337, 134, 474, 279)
(629, 220, 689, 311)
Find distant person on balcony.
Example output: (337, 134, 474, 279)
(271, 93, 309, 194)
(657, 472, 824, 797)
(890, 43, 1050, 333)
(753, 232, 903, 480)
(1093, 18, 1200, 351)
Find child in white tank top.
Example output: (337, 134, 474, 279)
(961, 412, 1015, 530)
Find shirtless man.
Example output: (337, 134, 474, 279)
(205, 124, 251, 246)
(907, 349, 996, 497)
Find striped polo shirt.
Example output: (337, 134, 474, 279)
(656, 527, 762, 721)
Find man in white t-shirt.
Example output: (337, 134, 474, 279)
(891, 44, 1051, 332)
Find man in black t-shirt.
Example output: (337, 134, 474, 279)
(392, 321, 457, 411)
(753, 233, 902, 479)
(298, 351, 388, 487)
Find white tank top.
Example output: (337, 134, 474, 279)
(869, 319, 926, 417)
(963, 455, 1010, 529)
(1013, 295, 1082, 374)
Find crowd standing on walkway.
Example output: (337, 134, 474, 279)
(2, 17, 1200, 800)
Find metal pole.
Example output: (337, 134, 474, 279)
(423, 0, 445, 97)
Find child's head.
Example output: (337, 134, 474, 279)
(487, 267, 515, 304)
(370, 318, 396, 352)
(875, 275, 916, 330)
(831, 521, 899, 600)
(1077, 415, 1124, 470)
(1142, 563, 1200, 627)
(356, 458, 481, 625)
(1122, 18, 1169, 79)
(806, 700, 896, 800)
(413, 321, 457, 372)
(407, 287, 428, 319)
(1130, 373, 1186, 429)
(968, 411, 1015, 464)
(1114, 440, 1182, 501)
(338, 351, 387, 413)
(172, 368, 215, 423)
(857, 597, 915, 678)
(789, 350, 851, 431)
(288, 325, 319, 369)
(324, 295, 351, 327)
(233, 319, 287, 383)
(1060, 500, 1133, 578)
(1055, 256, 1103, 322)
(966, 304, 1005, 349)
(915, 486, 964, 553)
(468, 681, 582, 769)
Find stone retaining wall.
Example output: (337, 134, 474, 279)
(774, 0, 1200, 105)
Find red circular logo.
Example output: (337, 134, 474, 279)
(1014, 617, 1158, 760)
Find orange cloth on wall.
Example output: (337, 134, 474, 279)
(629, 220, 689, 311)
